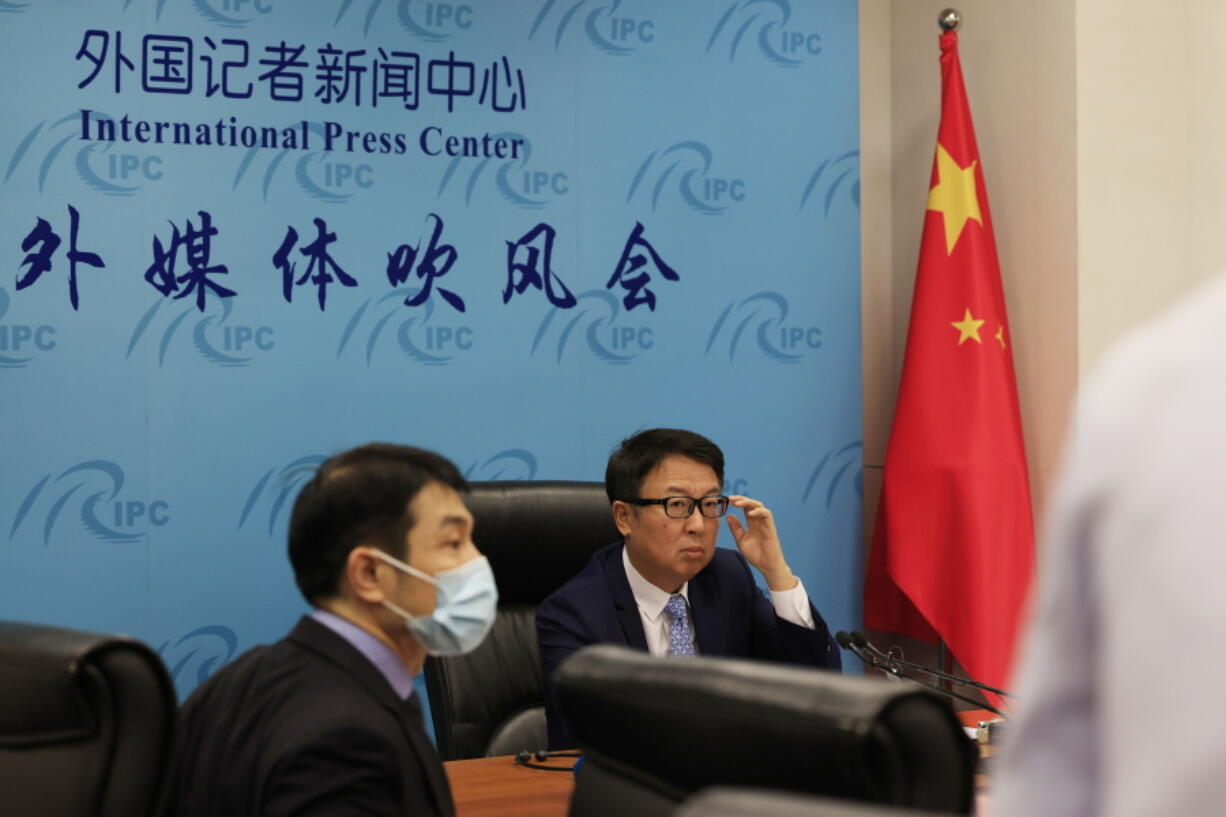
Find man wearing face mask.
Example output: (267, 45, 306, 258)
(164, 443, 497, 817)
(537, 428, 841, 750)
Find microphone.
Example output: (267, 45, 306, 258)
(850, 631, 1014, 699)
(837, 631, 887, 669)
(836, 630, 1006, 717)
(514, 749, 582, 772)
(836, 630, 902, 680)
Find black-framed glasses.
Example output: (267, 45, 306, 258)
(625, 495, 730, 519)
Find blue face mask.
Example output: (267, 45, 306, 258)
(371, 550, 499, 656)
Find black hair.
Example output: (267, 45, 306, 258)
(287, 443, 468, 604)
(604, 428, 724, 503)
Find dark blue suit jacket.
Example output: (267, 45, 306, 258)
(536, 543, 841, 749)
(165, 617, 452, 817)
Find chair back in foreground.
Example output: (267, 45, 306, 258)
(424, 480, 618, 760)
(0, 620, 176, 817)
(674, 787, 962, 817)
(556, 645, 977, 817)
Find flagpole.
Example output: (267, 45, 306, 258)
(936, 5, 959, 698)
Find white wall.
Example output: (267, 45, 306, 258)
(1077, 0, 1226, 372)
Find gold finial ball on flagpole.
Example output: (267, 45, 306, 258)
(938, 8, 962, 31)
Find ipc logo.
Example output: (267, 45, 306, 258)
(4, 111, 161, 196)
(531, 290, 651, 365)
(296, 151, 374, 203)
(238, 455, 327, 535)
(436, 133, 568, 209)
(158, 625, 239, 698)
(78, 141, 164, 197)
(233, 122, 373, 203)
(707, 0, 822, 66)
(627, 142, 744, 215)
(802, 441, 862, 510)
(464, 449, 539, 480)
(705, 292, 822, 363)
(530, 0, 654, 55)
(191, 0, 275, 27)
(800, 150, 860, 215)
(338, 288, 473, 366)
(334, 0, 472, 39)
(127, 294, 274, 368)
(10, 460, 170, 545)
(0, 286, 56, 369)
(399, 0, 473, 41)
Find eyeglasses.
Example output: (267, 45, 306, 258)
(625, 495, 730, 519)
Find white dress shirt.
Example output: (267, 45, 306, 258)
(621, 545, 815, 656)
(993, 274, 1226, 817)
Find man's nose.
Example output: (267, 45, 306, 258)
(683, 503, 707, 531)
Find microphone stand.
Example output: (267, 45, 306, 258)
(835, 632, 1006, 718)
(852, 631, 1014, 699)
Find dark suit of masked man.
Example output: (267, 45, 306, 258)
(166, 443, 498, 817)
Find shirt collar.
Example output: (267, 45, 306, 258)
(309, 609, 416, 700)
(622, 545, 689, 622)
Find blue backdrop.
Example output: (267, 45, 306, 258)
(1, 0, 863, 717)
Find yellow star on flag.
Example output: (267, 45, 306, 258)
(927, 143, 982, 255)
(995, 324, 1006, 348)
(951, 308, 985, 345)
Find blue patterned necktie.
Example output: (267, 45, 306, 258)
(664, 594, 696, 657)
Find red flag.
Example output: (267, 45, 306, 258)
(864, 30, 1034, 700)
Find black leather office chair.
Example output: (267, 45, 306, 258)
(556, 645, 977, 817)
(674, 788, 962, 817)
(0, 620, 176, 817)
(424, 480, 618, 761)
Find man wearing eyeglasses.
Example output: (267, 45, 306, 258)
(537, 427, 841, 750)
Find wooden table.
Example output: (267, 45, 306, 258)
(956, 708, 998, 728)
(444, 755, 575, 817)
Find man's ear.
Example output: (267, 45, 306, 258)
(611, 501, 634, 537)
(346, 547, 387, 604)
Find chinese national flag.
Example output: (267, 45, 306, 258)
(864, 30, 1034, 701)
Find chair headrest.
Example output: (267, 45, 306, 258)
(556, 644, 929, 728)
(0, 620, 168, 747)
(555, 645, 975, 810)
(676, 787, 961, 817)
(467, 481, 618, 604)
